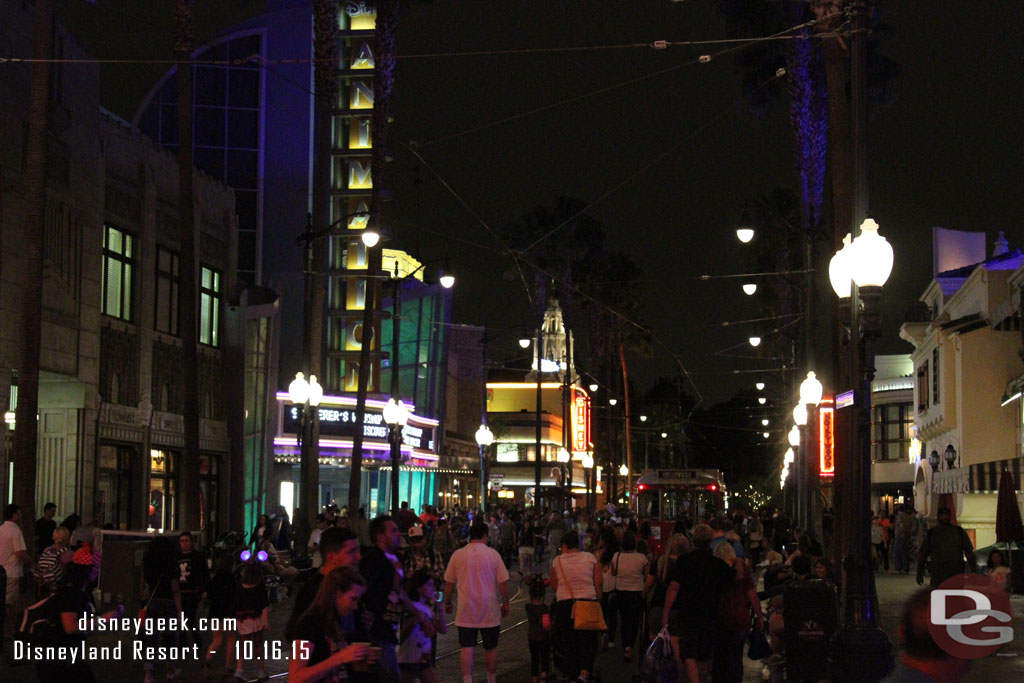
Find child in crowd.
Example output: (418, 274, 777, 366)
(524, 575, 551, 683)
(398, 569, 447, 683)
(233, 562, 269, 680)
(987, 549, 1012, 594)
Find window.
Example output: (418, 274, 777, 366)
(200, 266, 221, 346)
(932, 347, 940, 405)
(873, 403, 913, 461)
(155, 247, 180, 334)
(916, 362, 929, 414)
(102, 225, 134, 320)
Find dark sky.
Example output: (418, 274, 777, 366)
(52, 0, 1024, 405)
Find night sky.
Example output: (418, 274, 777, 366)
(50, 0, 1024, 405)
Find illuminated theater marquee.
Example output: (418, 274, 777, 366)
(571, 389, 591, 454)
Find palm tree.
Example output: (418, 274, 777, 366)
(13, 0, 54, 549)
(174, 0, 201, 532)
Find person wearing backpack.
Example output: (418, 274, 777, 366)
(32, 544, 124, 683)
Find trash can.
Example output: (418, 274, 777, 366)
(784, 578, 838, 682)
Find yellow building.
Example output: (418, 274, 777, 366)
(900, 229, 1024, 548)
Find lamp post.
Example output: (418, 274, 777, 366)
(384, 260, 452, 515)
(382, 397, 410, 515)
(944, 444, 957, 470)
(799, 371, 824, 541)
(475, 424, 494, 513)
(618, 463, 629, 504)
(288, 372, 323, 515)
(582, 453, 595, 510)
(788, 423, 802, 525)
(830, 216, 895, 678)
(558, 447, 571, 510)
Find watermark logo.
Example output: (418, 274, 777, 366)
(928, 574, 1013, 659)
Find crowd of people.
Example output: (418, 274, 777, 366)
(0, 497, 1003, 683)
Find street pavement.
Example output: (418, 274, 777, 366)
(3, 565, 1024, 682)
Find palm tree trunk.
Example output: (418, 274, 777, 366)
(13, 0, 54, 548)
(175, 0, 200, 532)
(306, 0, 336, 531)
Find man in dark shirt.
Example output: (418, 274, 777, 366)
(917, 507, 976, 587)
(662, 523, 735, 683)
(359, 515, 407, 679)
(35, 502, 57, 557)
(285, 527, 361, 641)
(177, 531, 210, 649)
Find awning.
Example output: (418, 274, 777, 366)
(1001, 373, 1024, 406)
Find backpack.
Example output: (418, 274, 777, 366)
(16, 594, 60, 645)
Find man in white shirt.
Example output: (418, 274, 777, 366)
(444, 520, 510, 683)
(0, 503, 31, 627)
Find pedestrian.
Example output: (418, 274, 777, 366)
(177, 531, 209, 651)
(259, 527, 299, 596)
(308, 514, 328, 569)
(201, 551, 237, 674)
(34, 502, 58, 557)
(431, 517, 456, 568)
(662, 523, 736, 683)
(34, 544, 125, 683)
(141, 535, 183, 683)
(893, 506, 916, 574)
(0, 504, 31, 627)
(594, 527, 619, 651)
(443, 520, 511, 683)
(33, 526, 70, 597)
(916, 507, 976, 587)
(871, 514, 889, 571)
(271, 505, 293, 552)
(498, 512, 517, 568)
(611, 530, 653, 661)
(289, 566, 375, 683)
(396, 502, 420, 533)
(398, 569, 447, 683)
(251, 513, 271, 548)
(360, 515, 409, 679)
(711, 541, 764, 683)
(879, 589, 970, 683)
(524, 575, 551, 683)
(549, 529, 602, 682)
(59, 512, 81, 535)
(746, 514, 765, 566)
(985, 549, 1012, 595)
(233, 562, 270, 680)
(287, 527, 362, 641)
(403, 525, 444, 582)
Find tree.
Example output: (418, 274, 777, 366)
(13, 0, 54, 549)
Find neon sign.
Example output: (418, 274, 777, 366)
(819, 399, 834, 477)
(571, 389, 591, 453)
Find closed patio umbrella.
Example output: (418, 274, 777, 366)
(995, 468, 1023, 594)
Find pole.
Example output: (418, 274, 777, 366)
(535, 321, 544, 508)
(832, 2, 893, 678)
(390, 276, 401, 516)
(480, 334, 489, 513)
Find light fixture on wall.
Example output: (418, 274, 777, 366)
(944, 444, 957, 470)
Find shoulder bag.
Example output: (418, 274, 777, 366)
(556, 556, 606, 631)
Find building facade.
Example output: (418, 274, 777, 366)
(0, 2, 264, 538)
(869, 355, 915, 515)
(900, 228, 1024, 548)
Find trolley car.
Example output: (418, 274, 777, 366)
(634, 468, 727, 556)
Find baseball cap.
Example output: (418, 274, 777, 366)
(408, 525, 424, 539)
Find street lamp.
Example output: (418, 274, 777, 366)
(799, 371, 824, 538)
(608, 397, 618, 406)
(748, 336, 762, 347)
(742, 283, 757, 296)
(519, 338, 532, 349)
(288, 372, 323, 515)
(755, 382, 765, 391)
(589, 383, 599, 393)
(736, 228, 755, 243)
(639, 415, 648, 422)
(928, 449, 940, 472)
(475, 424, 494, 512)
(382, 397, 410, 516)
(831, 213, 894, 677)
(582, 453, 595, 509)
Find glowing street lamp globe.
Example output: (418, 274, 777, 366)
(557, 448, 571, 463)
(799, 371, 824, 407)
(829, 234, 853, 299)
(788, 425, 801, 447)
(849, 219, 894, 288)
(475, 424, 494, 447)
(736, 228, 755, 243)
(742, 283, 757, 296)
(793, 404, 807, 427)
(619, 464, 629, 477)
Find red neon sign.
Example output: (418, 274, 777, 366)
(819, 399, 835, 477)
(571, 389, 591, 453)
